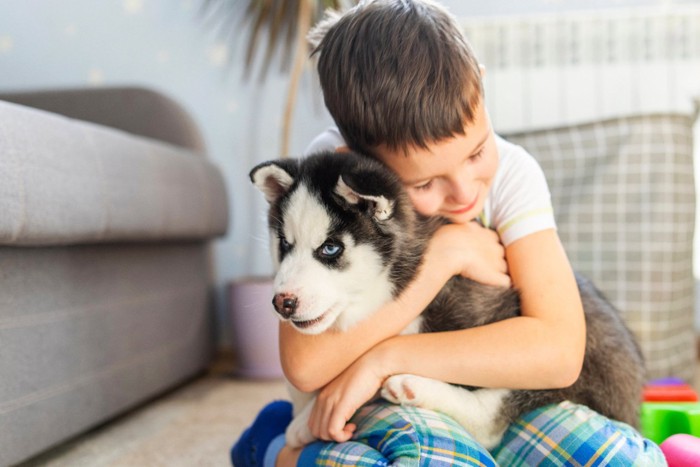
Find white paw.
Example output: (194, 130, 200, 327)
(284, 401, 316, 448)
(381, 374, 427, 406)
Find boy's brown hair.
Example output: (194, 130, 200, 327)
(311, 0, 483, 156)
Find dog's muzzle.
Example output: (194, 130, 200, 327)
(273, 293, 298, 318)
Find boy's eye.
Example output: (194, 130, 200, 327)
(318, 242, 343, 258)
(413, 180, 433, 191)
(469, 148, 485, 161)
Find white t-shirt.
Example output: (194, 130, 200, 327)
(304, 127, 556, 246)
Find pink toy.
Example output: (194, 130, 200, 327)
(660, 434, 700, 466)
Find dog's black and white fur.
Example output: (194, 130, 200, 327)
(250, 150, 645, 449)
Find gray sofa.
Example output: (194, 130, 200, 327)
(0, 87, 228, 466)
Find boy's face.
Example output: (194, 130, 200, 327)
(375, 101, 499, 224)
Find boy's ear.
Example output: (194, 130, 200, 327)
(334, 175, 395, 222)
(479, 63, 486, 77)
(249, 160, 298, 205)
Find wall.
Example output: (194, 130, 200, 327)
(0, 0, 697, 345)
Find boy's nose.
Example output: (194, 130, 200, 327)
(447, 178, 475, 205)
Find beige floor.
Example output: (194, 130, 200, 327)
(19, 355, 700, 467)
(20, 357, 287, 467)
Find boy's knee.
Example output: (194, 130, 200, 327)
(350, 401, 496, 466)
(493, 401, 666, 466)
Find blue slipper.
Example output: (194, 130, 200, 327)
(231, 400, 293, 466)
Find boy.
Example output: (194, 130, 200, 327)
(233, 1, 664, 465)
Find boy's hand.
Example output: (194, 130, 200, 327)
(308, 351, 386, 443)
(428, 222, 510, 288)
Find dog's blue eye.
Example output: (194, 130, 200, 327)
(320, 243, 342, 258)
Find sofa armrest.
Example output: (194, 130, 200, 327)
(0, 97, 228, 246)
(0, 87, 206, 152)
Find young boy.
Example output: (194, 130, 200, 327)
(233, 1, 664, 465)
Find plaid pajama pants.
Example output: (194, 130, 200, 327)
(297, 400, 665, 466)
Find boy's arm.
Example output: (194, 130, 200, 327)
(376, 227, 586, 389)
(280, 222, 510, 392)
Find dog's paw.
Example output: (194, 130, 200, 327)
(381, 374, 429, 406)
(284, 401, 316, 448)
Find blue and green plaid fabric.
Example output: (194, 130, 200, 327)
(298, 402, 496, 466)
(299, 400, 665, 466)
(492, 401, 665, 466)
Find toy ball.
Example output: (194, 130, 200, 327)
(660, 434, 700, 466)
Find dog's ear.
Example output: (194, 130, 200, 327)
(334, 175, 395, 222)
(250, 160, 298, 204)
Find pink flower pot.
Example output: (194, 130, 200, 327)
(228, 277, 284, 379)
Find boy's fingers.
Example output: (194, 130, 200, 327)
(310, 401, 330, 440)
(328, 413, 346, 442)
(330, 424, 354, 443)
(496, 272, 512, 288)
(321, 411, 334, 441)
(328, 410, 358, 442)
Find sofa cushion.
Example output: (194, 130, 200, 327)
(505, 113, 696, 380)
(0, 100, 228, 246)
(0, 242, 214, 466)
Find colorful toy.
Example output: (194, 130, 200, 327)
(641, 402, 700, 444)
(644, 378, 699, 403)
(660, 434, 700, 466)
(640, 378, 700, 463)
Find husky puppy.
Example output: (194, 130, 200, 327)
(250, 150, 645, 449)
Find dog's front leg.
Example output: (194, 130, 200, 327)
(381, 374, 511, 449)
(285, 383, 317, 448)
(285, 396, 317, 448)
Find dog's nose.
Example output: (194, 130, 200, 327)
(273, 293, 298, 318)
